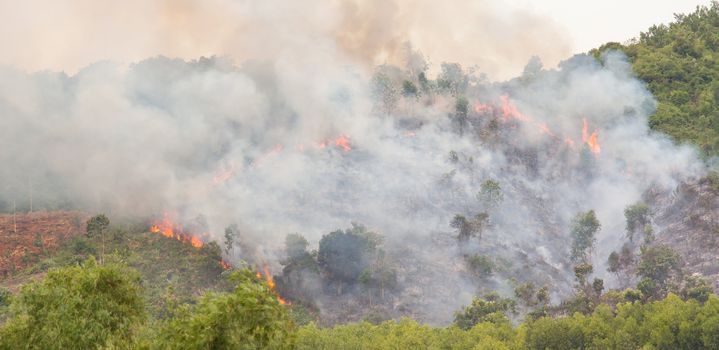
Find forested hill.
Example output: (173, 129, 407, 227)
(592, 1, 719, 156)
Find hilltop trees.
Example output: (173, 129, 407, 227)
(592, 2, 719, 155)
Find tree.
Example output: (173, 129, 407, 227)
(454, 96, 469, 134)
(401, 80, 418, 98)
(451, 213, 489, 242)
(467, 254, 494, 279)
(454, 292, 516, 330)
(317, 224, 379, 294)
(0, 257, 145, 349)
(624, 202, 651, 242)
(478, 179, 503, 209)
(86, 214, 109, 263)
(152, 269, 295, 349)
(285, 233, 310, 262)
(637, 245, 682, 298)
(570, 210, 601, 262)
(223, 224, 239, 256)
(86, 214, 109, 238)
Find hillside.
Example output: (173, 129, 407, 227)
(592, 1, 719, 155)
(0, 215, 232, 318)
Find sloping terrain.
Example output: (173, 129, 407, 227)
(0, 211, 87, 277)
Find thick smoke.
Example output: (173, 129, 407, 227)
(0, 0, 571, 80)
(0, 1, 705, 324)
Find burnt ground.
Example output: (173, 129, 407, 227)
(0, 211, 87, 278)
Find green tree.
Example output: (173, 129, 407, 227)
(223, 224, 239, 256)
(151, 269, 295, 349)
(317, 224, 379, 294)
(624, 202, 651, 242)
(451, 213, 489, 242)
(285, 233, 310, 262)
(0, 257, 145, 349)
(454, 293, 516, 330)
(86, 214, 110, 263)
(570, 210, 601, 262)
(478, 179, 503, 209)
(637, 245, 682, 298)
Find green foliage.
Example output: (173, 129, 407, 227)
(624, 202, 651, 242)
(0, 257, 145, 349)
(223, 224, 239, 256)
(637, 245, 682, 286)
(466, 254, 494, 279)
(451, 212, 489, 242)
(454, 293, 516, 330)
(151, 269, 295, 350)
(285, 233, 310, 262)
(0, 288, 10, 307)
(401, 80, 418, 98)
(478, 179, 504, 209)
(317, 224, 379, 290)
(593, 2, 719, 155)
(86, 214, 110, 238)
(570, 210, 601, 262)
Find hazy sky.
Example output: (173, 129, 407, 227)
(508, 0, 712, 52)
(0, 0, 712, 77)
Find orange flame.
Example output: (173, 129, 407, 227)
(475, 96, 604, 157)
(581, 119, 601, 155)
(500, 95, 531, 122)
(219, 260, 232, 270)
(256, 265, 289, 305)
(149, 213, 206, 249)
(334, 135, 351, 152)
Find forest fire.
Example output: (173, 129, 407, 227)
(150, 214, 233, 270)
(582, 119, 601, 154)
(149, 213, 204, 248)
(256, 265, 288, 305)
(475, 97, 602, 155)
(334, 135, 352, 152)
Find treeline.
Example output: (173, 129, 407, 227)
(592, 1, 719, 155)
(0, 259, 718, 349)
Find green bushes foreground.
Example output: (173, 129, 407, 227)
(1, 259, 718, 349)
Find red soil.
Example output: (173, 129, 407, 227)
(0, 211, 87, 278)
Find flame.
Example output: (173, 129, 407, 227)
(149, 213, 206, 249)
(500, 95, 531, 122)
(256, 265, 289, 305)
(581, 119, 601, 154)
(334, 135, 351, 152)
(475, 96, 604, 157)
(219, 260, 232, 270)
(474, 102, 493, 114)
(212, 165, 236, 185)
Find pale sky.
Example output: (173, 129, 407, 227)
(0, 0, 712, 76)
(508, 0, 712, 52)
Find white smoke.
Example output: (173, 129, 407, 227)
(0, 1, 706, 324)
